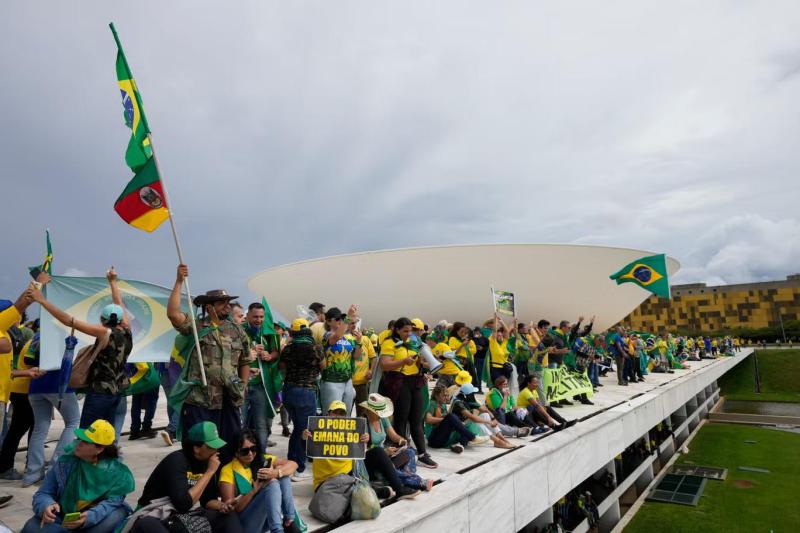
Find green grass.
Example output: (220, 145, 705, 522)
(624, 424, 800, 533)
(718, 349, 800, 402)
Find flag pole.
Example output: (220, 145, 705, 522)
(146, 132, 207, 386)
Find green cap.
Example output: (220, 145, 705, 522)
(187, 421, 226, 449)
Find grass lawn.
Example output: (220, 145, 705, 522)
(624, 423, 800, 533)
(718, 349, 800, 402)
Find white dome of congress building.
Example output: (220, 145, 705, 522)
(248, 244, 680, 332)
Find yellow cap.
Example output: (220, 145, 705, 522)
(291, 318, 310, 332)
(455, 370, 473, 386)
(411, 318, 425, 330)
(75, 419, 115, 446)
(328, 400, 347, 413)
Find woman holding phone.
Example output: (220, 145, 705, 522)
(219, 430, 300, 533)
(22, 420, 133, 533)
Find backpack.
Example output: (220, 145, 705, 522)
(68, 329, 111, 390)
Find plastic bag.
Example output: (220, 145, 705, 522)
(349, 478, 381, 520)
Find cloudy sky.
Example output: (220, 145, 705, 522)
(2, 1, 799, 305)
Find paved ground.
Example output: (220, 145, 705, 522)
(0, 358, 726, 532)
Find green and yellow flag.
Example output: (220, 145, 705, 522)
(28, 229, 53, 280)
(110, 23, 151, 172)
(610, 253, 671, 299)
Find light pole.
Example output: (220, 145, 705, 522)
(776, 305, 787, 344)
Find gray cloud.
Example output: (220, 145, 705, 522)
(2, 1, 799, 305)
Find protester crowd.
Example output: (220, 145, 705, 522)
(0, 265, 742, 532)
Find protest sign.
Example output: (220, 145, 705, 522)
(492, 287, 516, 317)
(542, 367, 594, 403)
(306, 416, 367, 459)
(39, 275, 187, 369)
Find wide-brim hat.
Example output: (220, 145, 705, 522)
(359, 393, 394, 418)
(193, 289, 238, 306)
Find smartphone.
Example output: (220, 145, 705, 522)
(263, 457, 273, 469)
(63, 512, 81, 523)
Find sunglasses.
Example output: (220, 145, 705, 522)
(237, 446, 257, 456)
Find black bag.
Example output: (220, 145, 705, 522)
(165, 510, 213, 533)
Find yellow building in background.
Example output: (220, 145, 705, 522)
(621, 274, 800, 333)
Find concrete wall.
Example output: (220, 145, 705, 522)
(334, 353, 749, 533)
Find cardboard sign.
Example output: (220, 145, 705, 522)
(305, 416, 367, 459)
(542, 367, 594, 402)
(492, 287, 516, 317)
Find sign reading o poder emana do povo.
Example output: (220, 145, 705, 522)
(305, 416, 367, 459)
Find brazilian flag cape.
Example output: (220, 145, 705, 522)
(58, 454, 134, 514)
(124, 362, 160, 396)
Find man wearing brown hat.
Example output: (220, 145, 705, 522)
(167, 264, 252, 464)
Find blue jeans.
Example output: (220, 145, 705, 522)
(266, 476, 297, 533)
(130, 389, 158, 432)
(242, 384, 273, 453)
(283, 386, 316, 472)
(113, 396, 127, 441)
(588, 362, 600, 387)
(160, 372, 178, 433)
(80, 392, 122, 430)
(238, 477, 297, 533)
(21, 506, 128, 533)
(24, 393, 80, 485)
(318, 379, 355, 416)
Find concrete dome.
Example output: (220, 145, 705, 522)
(248, 244, 680, 332)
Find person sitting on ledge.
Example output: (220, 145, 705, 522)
(518, 374, 577, 432)
(21, 420, 133, 533)
(425, 383, 488, 454)
(303, 401, 420, 506)
(485, 375, 535, 432)
(449, 383, 520, 448)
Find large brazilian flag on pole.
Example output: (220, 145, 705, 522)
(39, 276, 187, 370)
(111, 23, 151, 172)
(609, 254, 671, 299)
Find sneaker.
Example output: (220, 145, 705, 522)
(267, 440, 277, 448)
(128, 430, 141, 441)
(291, 471, 312, 482)
(417, 453, 438, 469)
(579, 399, 594, 405)
(160, 430, 174, 446)
(532, 426, 550, 435)
(618, 381, 628, 386)
(142, 429, 157, 440)
(21, 473, 44, 488)
(374, 486, 395, 499)
(397, 486, 421, 500)
(597, 383, 604, 387)
(470, 435, 491, 446)
(517, 427, 532, 437)
(450, 443, 464, 454)
(565, 420, 578, 428)
(0, 469, 22, 481)
(559, 399, 574, 406)
(282, 427, 291, 437)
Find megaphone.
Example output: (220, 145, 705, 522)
(418, 344, 443, 374)
(296, 305, 317, 323)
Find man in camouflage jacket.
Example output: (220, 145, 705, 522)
(167, 264, 252, 463)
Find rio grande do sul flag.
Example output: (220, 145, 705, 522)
(609, 253, 671, 299)
(114, 157, 169, 232)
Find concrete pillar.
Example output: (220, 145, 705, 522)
(696, 390, 706, 403)
(522, 507, 553, 532)
(671, 405, 687, 428)
(634, 463, 655, 494)
(686, 397, 698, 415)
(598, 500, 621, 533)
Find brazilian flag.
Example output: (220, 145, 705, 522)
(110, 23, 151, 172)
(609, 254, 670, 299)
(28, 229, 53, 280)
